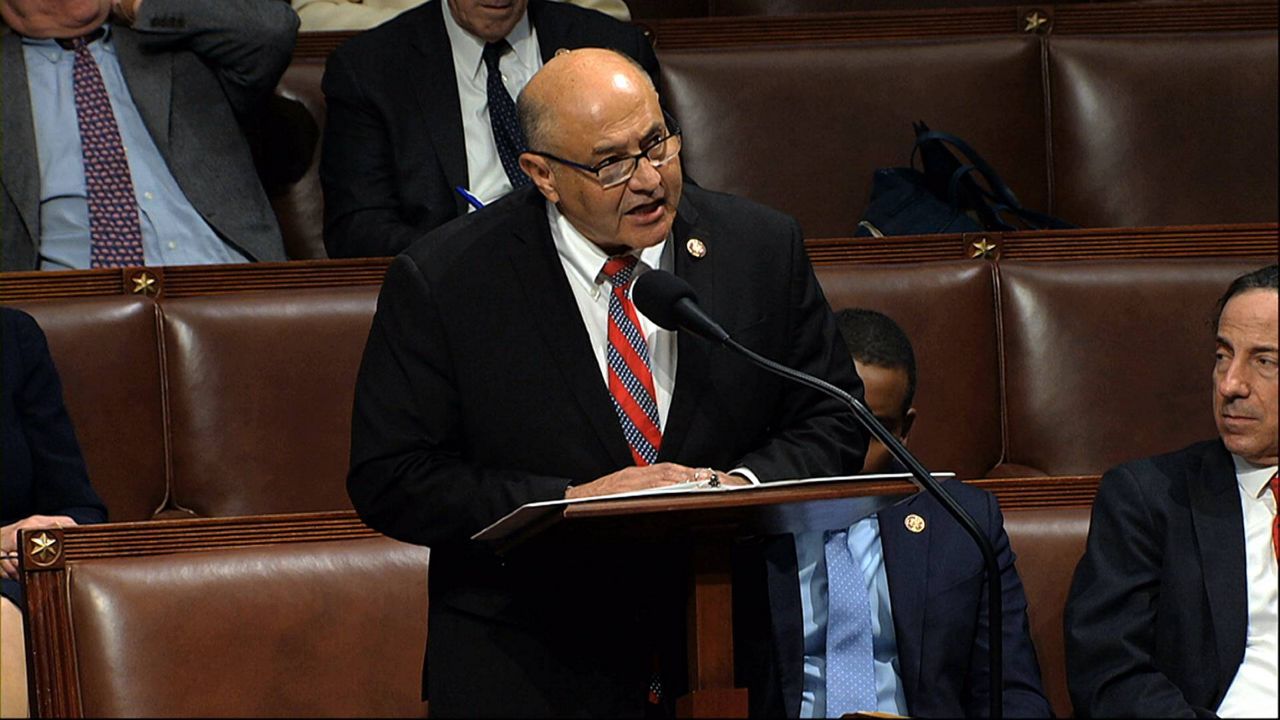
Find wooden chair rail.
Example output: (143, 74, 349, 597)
(804, 223, 1280, 265)
(970, 475, 1100, 510)
(3, 223, 1273, 302)
(15, 472, 1092, 571)
(289, 0, 1279, 58)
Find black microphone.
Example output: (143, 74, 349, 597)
(632, 269, 1006, 720)
(632, 268, 730, 343)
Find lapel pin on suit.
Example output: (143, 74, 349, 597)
(905, 513, 926, 533)
(686, 237, 707, 258)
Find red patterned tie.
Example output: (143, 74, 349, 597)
(1270, 472, 1278, 562)
(601, 256, 662, 466)
(72, 36, 145, 268)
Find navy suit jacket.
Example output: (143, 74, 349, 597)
(737, 480, 1051, 718)
(1064, 439, 1247, 718)
(1, 308, 107, 604)
(320, 0, 661, 258)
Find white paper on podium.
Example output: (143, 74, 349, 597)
(470, 471, 953, 543)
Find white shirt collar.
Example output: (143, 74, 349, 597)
(1232, 453, 1279, 500)
(441, 5, 537, 85)
(546, 200, 668, 295)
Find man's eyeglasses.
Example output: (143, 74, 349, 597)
(526, 115, 683, 189)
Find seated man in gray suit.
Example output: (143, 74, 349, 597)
(1, 0, 297, 270)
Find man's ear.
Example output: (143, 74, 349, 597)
(519, 153, 560, 204)
(900, 407, 917, 444)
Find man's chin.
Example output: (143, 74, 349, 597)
(1221, 432, 1279, 465)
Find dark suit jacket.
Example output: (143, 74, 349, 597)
(1064, 439, 1248, 718)
(736, 480, 1051, 718)
(1, 308, 107, 605)
(320, 0, 661, 259)
(347, 184, 867, 716)
(0, 0, 294, 270)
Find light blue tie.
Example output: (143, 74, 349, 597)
(825, 529, 878, 716)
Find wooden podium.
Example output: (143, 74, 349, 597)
(473, 476, 920, 718)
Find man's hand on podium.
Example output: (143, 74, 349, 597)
(565, 464, 747, 499)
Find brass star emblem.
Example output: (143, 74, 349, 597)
(970, 238, 999, 259)
(29, 532, 58, 562)
(131, 272, 158, 296)
(1024, 11, 1049, 33)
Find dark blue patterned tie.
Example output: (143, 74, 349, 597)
(482, 41, 531, 189)
(72, 36, 144, 268)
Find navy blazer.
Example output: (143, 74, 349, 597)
(1, 308, 107, 604)
(736, 480, 1051, 718)
(1064, 439, 1247, 718)
(320, 0, 661, 259)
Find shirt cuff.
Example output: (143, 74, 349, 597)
(729, 467, 761, 485)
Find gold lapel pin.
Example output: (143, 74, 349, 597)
(686, 237, 707, 258)
(904, 514, 926, 533)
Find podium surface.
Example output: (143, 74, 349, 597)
(475, 475, 922, 718)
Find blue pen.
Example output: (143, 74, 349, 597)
(455, 186, 486, 211)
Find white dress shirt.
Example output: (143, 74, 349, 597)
(546, 202, 675, 428)
(1216, 456, 1279, 718)
(443, 7, 541, 208)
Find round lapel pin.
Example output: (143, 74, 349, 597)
(904, 514, 926, 533)
(686, 237, 707, 258)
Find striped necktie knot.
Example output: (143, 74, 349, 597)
(602, 255, 639, 289)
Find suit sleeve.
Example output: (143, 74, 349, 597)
(346, 256, 574, 547)
(732, 216, 868, 481)
(966, 492, 1052, 718)
(1063, 467, 1205, 718)
(130, 0, 299, 119)
(319, 50, 438, 259)
(12, 312, 108, 525)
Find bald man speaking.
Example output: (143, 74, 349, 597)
(346, 49, 866, 717)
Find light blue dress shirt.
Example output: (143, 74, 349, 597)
(796, 515, 908, 718)
(22, 26, 247, 270)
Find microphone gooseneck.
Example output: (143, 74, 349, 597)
(632, 268, 729, 343)
(632, 269, 1005, 720)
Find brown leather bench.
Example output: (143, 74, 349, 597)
(18, 513, 429, 718)
(9, 253, 1269, 717)
(267, 2, 1277, 257)
(8, 254, 1268, 522)
(816, 256, 1262, 479)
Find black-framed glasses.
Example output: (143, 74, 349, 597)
(526, 114, 683, 189)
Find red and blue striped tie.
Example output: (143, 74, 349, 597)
(602, 256, 661, 465)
